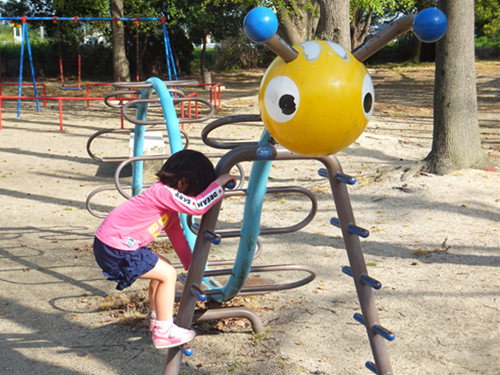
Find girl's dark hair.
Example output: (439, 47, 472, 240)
(155, 150, 216, 196)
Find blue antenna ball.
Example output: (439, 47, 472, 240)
(243, 7, 278, 43)
(413, 7, 448, 43)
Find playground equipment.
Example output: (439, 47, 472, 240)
(86, 80, 319, 354)
(163, 7, 445, 375)
(0, 16, 224, 132)
(0, 15, 180, 119)
(85, 6, 447, 375)
(55, 17, 82, 91)
(243, 7, 447, 158)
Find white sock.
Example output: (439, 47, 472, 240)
(155, 319, 174, 332)
(151, 311, 157, 319)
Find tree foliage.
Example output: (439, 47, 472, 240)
(175, 0, 257, 77)
(0, 0, 54, 18)
(350, 0, 415, 48)
(475, 0, 500, 37)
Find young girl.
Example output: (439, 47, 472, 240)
(93, 149, 235, 349)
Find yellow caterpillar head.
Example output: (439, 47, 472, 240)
(259, 40, 374, 157)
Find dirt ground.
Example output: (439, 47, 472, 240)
(0, 61, 499, 375)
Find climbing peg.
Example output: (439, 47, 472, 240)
(179, 344, 193, 356)
(318, 168, 328, 178)
(365, 361, 378, 374)
(348, 224, 369, 238)
(330, 217, 341, 228)
(190, 284, 207, 302)
(360, 273, 382, 290)
(373, 324, 395, 341)
(331, 219, 369, 238)
(353, 312, 365, 325)
(203, 230, 221, 245)
(336, 172, 356, 185)
(341, 266, 353, 277)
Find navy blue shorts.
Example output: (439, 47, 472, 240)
(93, 237, 159, 290)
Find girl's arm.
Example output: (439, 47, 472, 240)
(160, 174, 235, 216)
(164, 219, 192, 270)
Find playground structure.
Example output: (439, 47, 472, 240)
(0, 81, 221, 131)
(85, 7, 447, 375)
(0, 15, 222, 131)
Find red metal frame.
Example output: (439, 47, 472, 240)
(0, 83, 47, 107)
(0, 81, 218, 131)
(0, 95, 103, 131)
(197, 83, 221, 107)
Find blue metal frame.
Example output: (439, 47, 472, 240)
(0, 17, 166, 22)
(17, 22, 40, 118)
(214, 129, 273, 301)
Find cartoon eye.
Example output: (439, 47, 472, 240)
(362, 73, 375, 120)
(264, 75, 300, 123)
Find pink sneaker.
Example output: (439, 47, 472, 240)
(152, 325, 196, 349)
(149, 318, 156, 337)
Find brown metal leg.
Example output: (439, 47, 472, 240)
(194, 307, 265, 334)
(323, 155, 393, 375)
(162, 145, 394, 375)
(162, 200, 223, 375)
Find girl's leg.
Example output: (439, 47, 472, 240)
(140, 255, 195, 348)
(148, 279, 160, 335)
(149, 279, 159, 313)
(140, 256, 177, 321)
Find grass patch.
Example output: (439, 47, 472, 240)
(150, 239, 174, 257)
(97, 289, 150, 329)
(414, 249, 431, 257)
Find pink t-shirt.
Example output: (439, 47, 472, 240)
(95, 181, 224, 270)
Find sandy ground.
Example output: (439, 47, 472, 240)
(0, 62, 499, 375)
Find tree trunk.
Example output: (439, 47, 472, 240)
(278, 0, 320, 45)
(137, 34, 149, 81)
(350, 7, 373, 49)
(412, 38, 422, 62)
(200, 32, 207, 82)
(318, 0, 350, 50)
(425, 0, 489, 174)
(110, 0, 130, 82)
(412, 0, 429, 62)
(168, 30, 180, 75)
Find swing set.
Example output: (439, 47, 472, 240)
(0, 15, 180, 119)
(54, 16, 83, 91)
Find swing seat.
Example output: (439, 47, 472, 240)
(60, 86, 82, 91)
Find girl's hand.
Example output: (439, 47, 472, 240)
(215, 174, 236, 188)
